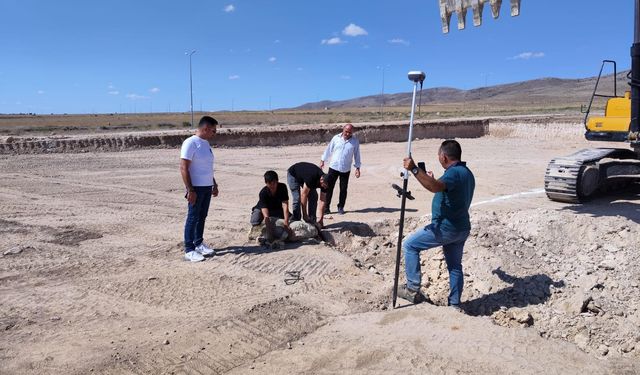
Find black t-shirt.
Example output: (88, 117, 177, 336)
(288, 162, 326, 192)
(255, 182, 289, 218)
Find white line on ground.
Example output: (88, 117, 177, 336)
(471, 188, 546, 208)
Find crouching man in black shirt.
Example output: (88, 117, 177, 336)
(250, 170, 292, 241)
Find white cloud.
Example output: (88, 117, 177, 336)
(268, 56, 277, 63)
(274, 39, 281, 44)
(108, 90, 120, 95)
(149, 87, 160, 94)
(37, 90, 45, 95)
(126, 93, 148, 100)
(510, 51, 545, 60)
(228, 75, 240, 80)
(321, 37, 345, 45)
(389, 38, 410, 46)
(297, 67, 304, 71)
(342, 23, 368, 37)
(108, 83, 115, 89)
(340, 75, 351, 80)
(224, 4, 235, 12)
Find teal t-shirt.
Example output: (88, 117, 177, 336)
(431, 161, 475, 232)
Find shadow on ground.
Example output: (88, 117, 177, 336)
(215, 239, 319, 256)
(561, 183, 640, 224)
(462, 268, 565, 316)
(349, 206, 418, 214)
(322, 221, 378, 238)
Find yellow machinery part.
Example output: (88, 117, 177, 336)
(586, 91, 630, 133)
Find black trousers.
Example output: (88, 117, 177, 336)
(326, 168, 350, 209)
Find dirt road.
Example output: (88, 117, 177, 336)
(1, 121, 638, 374)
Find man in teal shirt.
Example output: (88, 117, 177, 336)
(398, 140, 475, 310)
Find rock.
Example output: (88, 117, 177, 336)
(147, 277, 158, 281)
(574, 331, 590, 350)
(559, 293, 592, 314)
(603, 244, 620, 253)
(287, 342, 292, 350)
(597, 344, 609, 356)
(586, 300, 603, 314)
(163, 339, 170, 345)
(289, 221, 318, 240)
(621, 342, 635, 353)
(598, 260, 616, 271)
(511, 309, 533, 326)
(3, 247, 24, 256)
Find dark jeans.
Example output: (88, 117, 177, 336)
(287, 172, 318, 222)
(184, 186, 212, 253)
(326, 168, 350, 210)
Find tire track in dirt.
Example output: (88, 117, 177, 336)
(226, 251, 337, 279)
(3, 172, 179, 205)
(110, 298, 326, 375)
(83, 262, 285, 319)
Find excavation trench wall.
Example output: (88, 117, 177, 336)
(0, 119, 487, 155)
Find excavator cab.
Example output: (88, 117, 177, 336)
(583, 60, 631, 142)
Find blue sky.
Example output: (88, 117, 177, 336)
(0, 0, 634, 114)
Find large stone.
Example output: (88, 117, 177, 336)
(290, 221, 318, 240)
(510, 309, 533, 326)
(558, 292, 591, 315)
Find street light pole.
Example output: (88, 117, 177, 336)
(377, 65, 389, 120)
(381, 67, 385, 119)
(186, 50, 196, 127)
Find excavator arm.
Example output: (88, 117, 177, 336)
(438, 0, 521, 33)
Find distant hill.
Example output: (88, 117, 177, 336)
(294, 71, 630, 110)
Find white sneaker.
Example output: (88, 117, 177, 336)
(195, 243, 215, 256)
(184, 251, 205, 262)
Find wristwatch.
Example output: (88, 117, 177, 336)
(411, 166, 419, 176)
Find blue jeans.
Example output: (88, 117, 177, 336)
(184, 186, 212, 252)
(287, 173, 318, 222)
(403, 223, 470, 306)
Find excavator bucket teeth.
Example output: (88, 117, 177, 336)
(439, 0, 520, 33)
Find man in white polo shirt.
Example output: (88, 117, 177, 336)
(320, 123, 361, 215)
(179, 116, 219, 262)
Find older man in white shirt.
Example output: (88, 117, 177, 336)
(320, 123, 361, 215)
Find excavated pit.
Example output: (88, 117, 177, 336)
(320, 196, 640, 359)
(0, 118, 487, 154)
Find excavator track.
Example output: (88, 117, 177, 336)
(544, 148, 620, 203)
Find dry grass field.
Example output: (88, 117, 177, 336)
(0, 102, 586, 137)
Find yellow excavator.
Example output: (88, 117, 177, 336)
(439, 0, 640, 203)
(544, 60, 639, 203)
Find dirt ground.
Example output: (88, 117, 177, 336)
(1, 120, 639, 374)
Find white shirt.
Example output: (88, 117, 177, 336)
(321, 133, 361, 173)
(180, 135, 214, 187)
